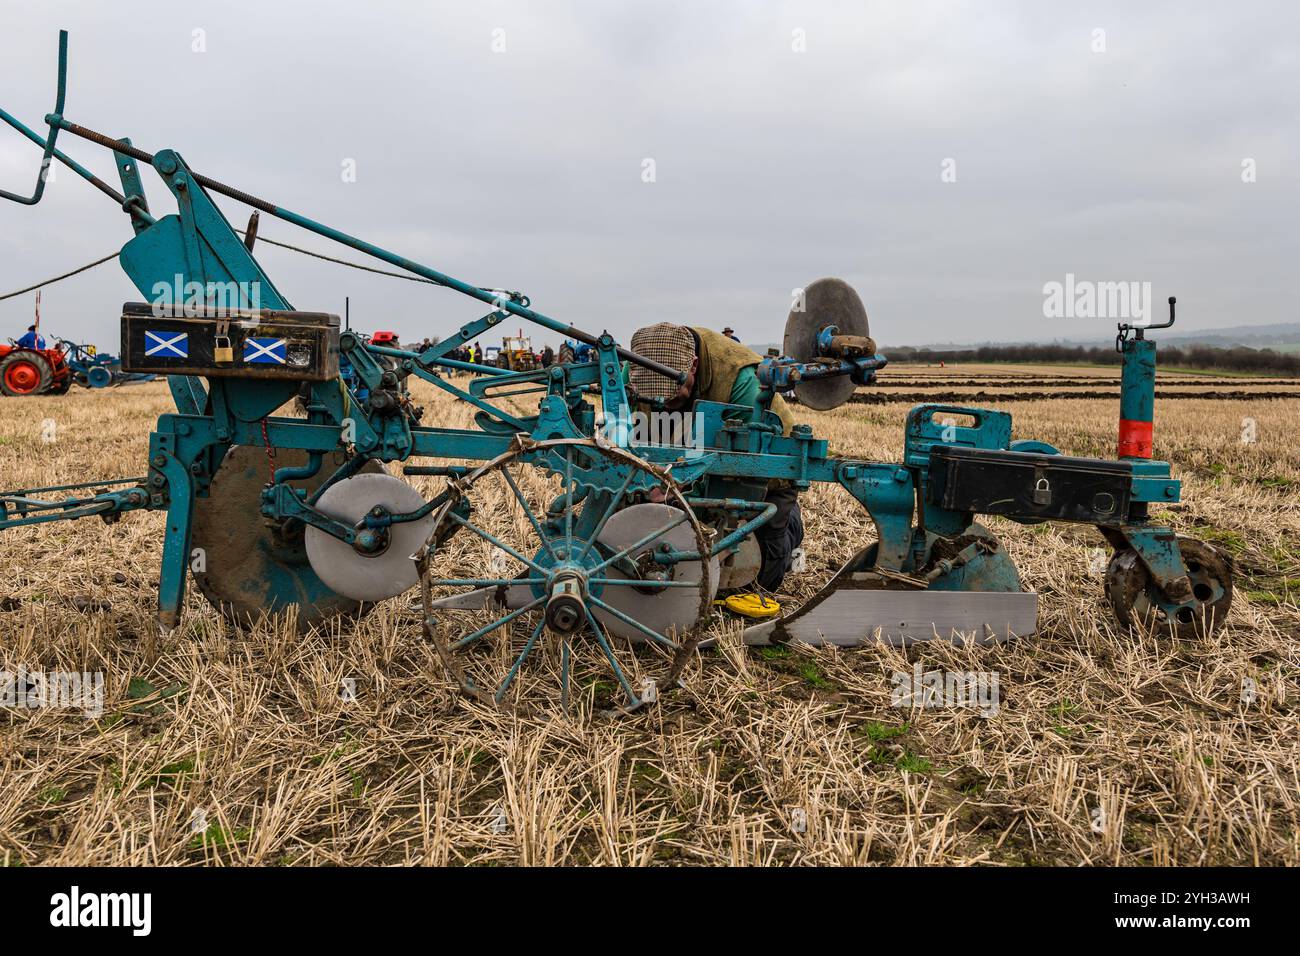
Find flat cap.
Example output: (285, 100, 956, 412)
(628, 323, 695, 401)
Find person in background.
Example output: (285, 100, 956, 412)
(626, 322, 803, 592)
(541, 345, 555, 367)
(722, 326, 740, 342)
(16, 325, 46, 349)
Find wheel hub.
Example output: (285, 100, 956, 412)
(544, 571, 587, 635)
(6, 361, 39, 392)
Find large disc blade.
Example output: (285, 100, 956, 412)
(192, 446, 379, 628)
(305, 473, 437, 602)
(593, 503, 718, 642)
(784, 277, 870, 410)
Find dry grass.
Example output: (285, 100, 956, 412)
(0, 368, 1296, 866)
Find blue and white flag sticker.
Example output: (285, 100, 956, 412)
(144, 330, 188, 358)
(244, 337, 287, 364)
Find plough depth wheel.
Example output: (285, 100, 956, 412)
(1106, 535, 1233, 639)
(417, 438, 716, 712)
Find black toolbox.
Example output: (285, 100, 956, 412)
(120, 303, 340, 381)
(928, 446, 1132, 523)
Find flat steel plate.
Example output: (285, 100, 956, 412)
(742, 589, 1038, 647)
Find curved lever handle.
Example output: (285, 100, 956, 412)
(1147, 295, 1177, 330)
(0, 30, 67, 205)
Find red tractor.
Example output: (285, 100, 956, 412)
(0, 339, 73, 396)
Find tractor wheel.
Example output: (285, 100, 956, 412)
(0, 352, 53, 396)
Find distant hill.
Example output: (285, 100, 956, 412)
(878, 321, 1300, 352)
(1159, 322, 1300, 352)
(751, 321, 1300, 356)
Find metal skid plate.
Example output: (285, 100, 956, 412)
(742, 589, 1038, 647)
(742, 534, 1038, 646)
(784, 277, 870, 410)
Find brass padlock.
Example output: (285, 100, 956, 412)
(213, 320, 233, 363)
(1033, 477, 1051, 505)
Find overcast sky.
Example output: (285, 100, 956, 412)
(1, 1, 1295, 349)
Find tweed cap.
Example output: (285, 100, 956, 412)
(628, 323, 695, 401)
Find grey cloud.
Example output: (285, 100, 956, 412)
(1, 0, 1295, 348)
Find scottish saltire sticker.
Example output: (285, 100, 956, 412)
(144, 330, 188, 358)
(244, 337, 287, 364)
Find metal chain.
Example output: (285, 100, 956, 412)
(259, 417, 277, 479)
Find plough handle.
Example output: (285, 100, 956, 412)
(0, 30, 67, 205)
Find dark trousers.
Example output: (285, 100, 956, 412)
(755, 486, 804, 592)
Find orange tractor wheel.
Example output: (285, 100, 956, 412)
(0, 351, 54, 396)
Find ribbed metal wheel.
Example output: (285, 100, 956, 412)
(1106, 535, 1233, 639)
(416, 437, 714, 713)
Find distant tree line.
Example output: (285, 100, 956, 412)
(887, 342, 1300, 375)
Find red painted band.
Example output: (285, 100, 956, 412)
(1118, 418, 1153, 459)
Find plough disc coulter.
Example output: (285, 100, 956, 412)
(0, 32, 1233, 710)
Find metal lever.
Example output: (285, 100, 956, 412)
(0, 30, 67, 205)
(1117, 296, 1176, 349)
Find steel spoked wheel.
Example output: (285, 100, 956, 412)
(416, 437, 715, 713)
(1106, 535, 1233, 639)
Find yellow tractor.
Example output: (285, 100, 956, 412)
(497, 333, 538, 371)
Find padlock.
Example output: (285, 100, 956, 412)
(1033, 477, 1051, 505)
(213, 319, 234, 363)
(213, 335, 233, 363)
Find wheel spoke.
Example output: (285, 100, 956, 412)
(588, 513, 690, 576)
(501, 465, 557, 559)
(582, 604, 641, 706)
(576, 470, 636, 562)
(563, 446, 574, 552)
(447, 512, 549, 576)
(589, 595, 682, 650)
(450, 595, 545, 650)
(496, 618, 546, 703)
(560, 636, 571, 710)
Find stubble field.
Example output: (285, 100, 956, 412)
(1, 363, 1296, 866)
